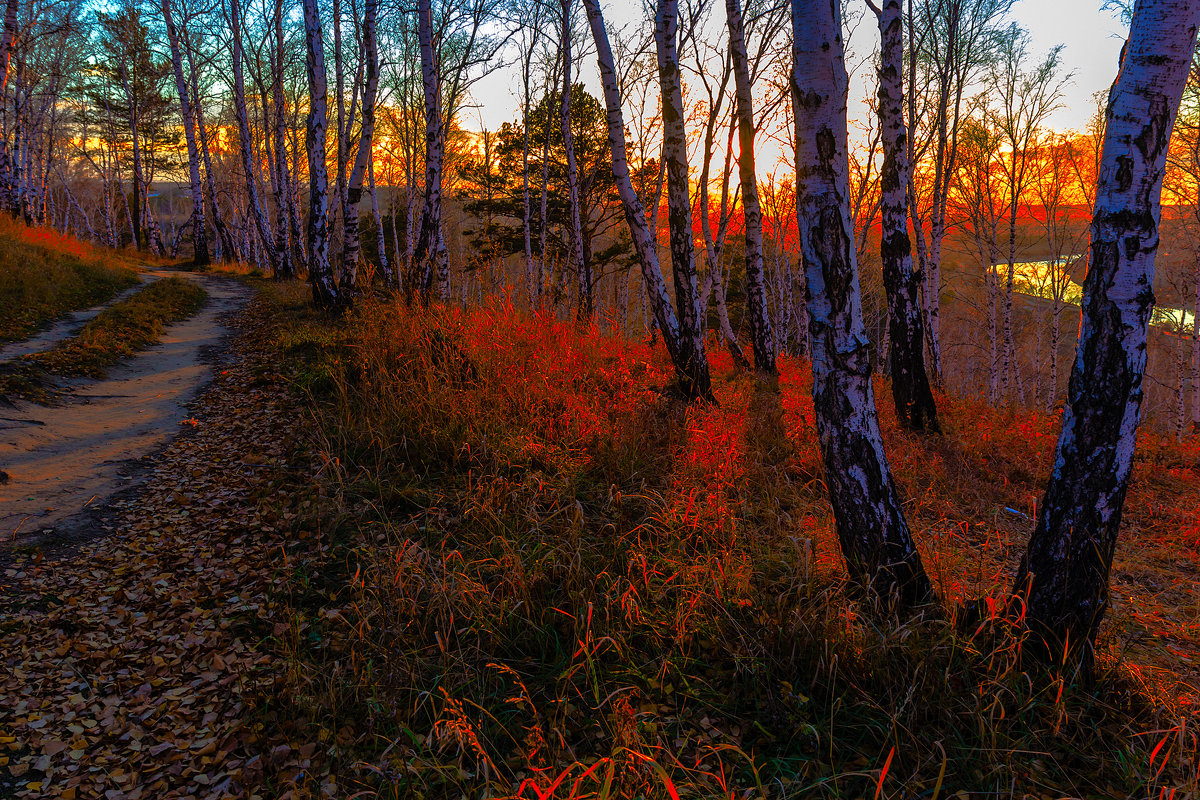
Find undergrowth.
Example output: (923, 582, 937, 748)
(267, 288, 1200, 799)
(0, 218, 140, 342)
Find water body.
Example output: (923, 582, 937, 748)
(989, 257, 1195, 334)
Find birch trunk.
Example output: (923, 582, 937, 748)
(871, 0, 937, 431)
(0, 0, 18, 214)
(655, 0, 712, 400)
(696, 60, 750, 370)
(303, 0, 337, 308)
(560, 0, 591, 320)
(341, 0, 380, 300)
(369, 150, 392, 285)
(162, 0, 208, 265)
(726, 0, 776, 374)
(413, 0, 446, 304)
(230, 0, 281, 276)
(184, 27, 232, 262)
(1049, 275, 1061, 411)
(1013, 0, 1200, 672)
(791, 0, 932, 606)
(716, 105, 744, 355)
(1178, 319, 1188, 439)
(519, 20, 539, 305)
(332, 0, 347, 245)
(271, 0, 295, 278)
(117, 60, 146, 251)
(582, 0, 690, 377)
(1193, 253, 1200, 432)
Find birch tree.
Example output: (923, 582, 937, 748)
(1012, 0, 1200, 672)
(988, 29, 1068, 398)
(229, 0, 282, 277)
(908, 0, 1014, 381)
(656, 0, 712, 400)
(303, 0, 337, 308)
(1165, 57, 1200, 434)
(161, 0, 207, 265)
(412, 0, 448, 302)
(868, 0, 938, 430)
(791, 0, 933, 605)
(726, 0, 776, 374)
(410, 0, 506, 303)
(688, 33, 751, 370)
(341, 0, 380, 301)
(558, 0, 592, 319)
(583, 0, 712, 399)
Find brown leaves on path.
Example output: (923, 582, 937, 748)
(0, 295, 331, 799)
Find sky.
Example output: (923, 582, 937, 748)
(464, 0, 1129, 137)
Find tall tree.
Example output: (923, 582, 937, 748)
(726, 0, 777, 374)
(229, 0, 281, 277)
(341, 0, 381, 301)
(909, 0, 1015, 382)
(1165, 57, 1200, 433)
(583, 0, 711, 398)
(656, 0, 712, 400)
(560, 0, 592, 319)
(412, 0, 448, 302)
(160, 0, 208, 265)
(989, 29, 1068, 398)
(303, 0, 337, 308)
(869, 0, 938, 430)
(791, 0, 933, 605)
(1013, 0, 1200, 672)
(0, 0, 19, 213)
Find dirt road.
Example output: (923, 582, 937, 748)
(0, 270, 250, 547)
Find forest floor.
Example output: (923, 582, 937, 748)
(2, 274, 1200, 799)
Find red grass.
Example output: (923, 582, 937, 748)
(281, 292, 1200, 797)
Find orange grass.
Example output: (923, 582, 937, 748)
(271, 290, 1200, 799)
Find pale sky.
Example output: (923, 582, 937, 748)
(1008, 0, 1126, 131)
(465, 0, 1128, 138)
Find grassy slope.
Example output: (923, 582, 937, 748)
(267, 288, 1200, 799)
(0, 219, 140, 343)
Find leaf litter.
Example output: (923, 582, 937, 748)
(0, 296, 333, 799)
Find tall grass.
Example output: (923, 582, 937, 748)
(273, 291, 1200, 798)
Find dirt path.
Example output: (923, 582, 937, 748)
(0, 298, 324, 798)
(0, 273, 157, 363)
(0, 271, 250, 547)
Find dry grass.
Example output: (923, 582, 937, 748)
(0, 217, 141, 342)
(265, 289, 1200, 799)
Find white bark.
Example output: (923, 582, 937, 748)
(161, 0, 207, 265)
(342, 0, 380, 299)
(303, 0, 337, 307)
(1015, 0, 1200, 667)
(726, 0, 776, 373)
(560, 0, 591, 319)
(582, 0, 689, 376)
(655, 0, 712, 399)
(230, 0, 280, 275)
(791, 0, 931, 604)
